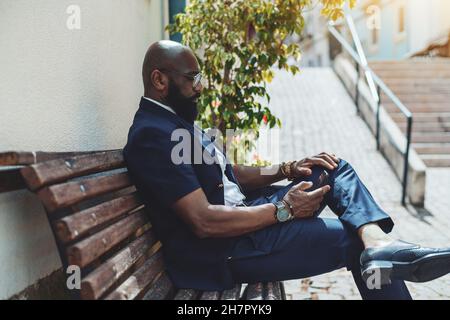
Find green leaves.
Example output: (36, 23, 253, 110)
(168, 0, 353, 151)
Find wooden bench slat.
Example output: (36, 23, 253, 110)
(221, 284, 242, 300)
(80, 230, 157, 300)
(20, 150, 124, 191)
(174, 289, 200, 300)
(265, 282, 282, 300)
(105, 250, 164, 300)
(0, 152, 36, 166)
(37, 172, 132, 212)
(0, 150, 120, 166)
(0, 168, 26, 193)
(67, 209, 149, 268)
(199, 291, 221, 300)
(142, 272, 176, 300)
(245, 283, 264, 300)
(54, 192, 143, 243)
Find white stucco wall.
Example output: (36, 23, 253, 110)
(0, 0, 167, 299)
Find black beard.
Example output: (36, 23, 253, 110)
(166, 80, 199, 124)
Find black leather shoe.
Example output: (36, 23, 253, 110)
(360, 240, 450, 286)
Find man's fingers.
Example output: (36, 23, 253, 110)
(330, 154, 340, 164)
(308, 188, 325, 198)
(320, 154, 338, 168)
(295, 181, 313, 191)
(319, 152, 340, 165)
(308, 185, 331, 198)
(299, 167, 312, 176)
(311, 157, 335, 170)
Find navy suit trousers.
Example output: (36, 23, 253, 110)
(228, 159, 412, 300)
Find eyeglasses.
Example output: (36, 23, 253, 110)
(159, 69, 206, 90)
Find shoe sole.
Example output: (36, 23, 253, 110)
(361, 252, 450, 286)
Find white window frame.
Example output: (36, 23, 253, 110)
(394, 0, 407, 43)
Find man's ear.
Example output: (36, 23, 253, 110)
(151, 70, 168, 91)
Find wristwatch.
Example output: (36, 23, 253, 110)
(274, 201, 294, 223)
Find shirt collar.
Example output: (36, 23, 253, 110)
(142, 96, 206, 135)
(142, 96, 176, 115)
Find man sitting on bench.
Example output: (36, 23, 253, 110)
(123, 40, 450, 300)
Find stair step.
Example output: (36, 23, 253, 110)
(385, 103, 450, 113)
(375, 70, 450, 78)
(420, 154, 450, 167)
(370, 60, 450, 68)
(398, 122, 450, 132)
(386, 86, 450, 95)
(412, 133, 450, 143)
(382, 78, 450, 85)
(413, 143, 450, 154)
(381, 93, 450, 104)
(390, 112, 450, 123)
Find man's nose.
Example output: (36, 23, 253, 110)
(193, 83, 203, 94)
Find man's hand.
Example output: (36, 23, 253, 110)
(283, 181, 331, 219)
(292, 152, 340, 177)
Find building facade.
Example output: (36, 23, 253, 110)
(352, 0, 450, 60)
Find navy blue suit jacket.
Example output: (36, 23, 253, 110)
(123, 98, 242, 290)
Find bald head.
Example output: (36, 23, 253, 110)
(142, 40, 198, 95)
(141, 41, 203, 123)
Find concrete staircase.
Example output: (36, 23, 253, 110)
(370, 59, 450, 167)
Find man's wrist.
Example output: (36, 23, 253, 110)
(277, 164, 286, 179)
(271, 203, 278, 222)
(280, 161, 297, 181)
(282, 199, 294, 216)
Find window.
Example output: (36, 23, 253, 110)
(394, 2, 407, 43)
(371, 26, 379, 46)
(398, 6, 405, 34)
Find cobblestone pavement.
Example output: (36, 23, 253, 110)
(266, 68, 450, 300)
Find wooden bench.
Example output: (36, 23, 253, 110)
(0, 150, 286, 300)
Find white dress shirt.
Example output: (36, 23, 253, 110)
(142, 97, 246, 206)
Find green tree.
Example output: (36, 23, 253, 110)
(169, 0, 355, 161)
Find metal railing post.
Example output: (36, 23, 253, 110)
(376, 85, 381, 150)
(355, 63, 360, 114)
(402, 116, 413, 206)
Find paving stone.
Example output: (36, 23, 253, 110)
(314, 293, 345, 300)
(291, 292, 314, 300)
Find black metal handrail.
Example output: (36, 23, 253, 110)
(328, 21, 413, 206)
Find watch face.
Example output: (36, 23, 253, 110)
(277, 207, 291, 222)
